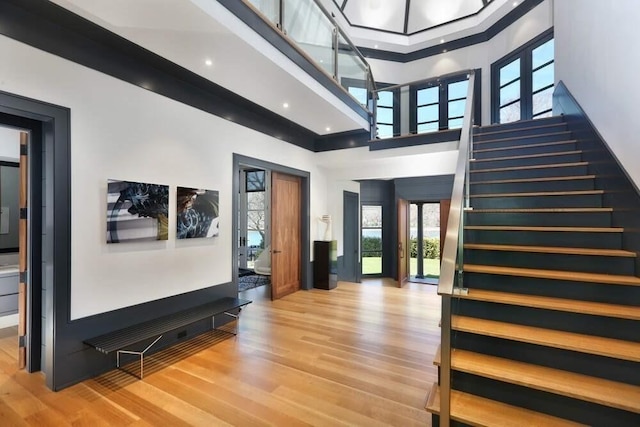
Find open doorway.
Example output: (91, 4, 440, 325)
(233, 154, 310, 300)
(409, 202, 441, 285)
(237, 167, 271, 294)
(0, 127, 20, 363)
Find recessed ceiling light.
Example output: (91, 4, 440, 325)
(326, 127, 331, 132)
(374, 44, 379, 49)
(513, 1, 518, 6)
(283, 102, 289, 108)
(205, 59, 213, 66)
(440, 39, 445, 44)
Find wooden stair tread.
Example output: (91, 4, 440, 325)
(451, 315, 640, 362)
(439, 349, 640, 413)
(468, 207, 612, 213)
(471, 175, 596, 185)
(458, 289, 640, 320)
(471, 150, 581, 162)
(465, 225, 623, 233)
(473, 140, 577, 154)
(425, 383, 584, 427)
(464, 243, 636, 257)
(464, 263, 640, 286)
(474, 131, 572, 145)
(470, 189, 603, 198)
(470, 162, 588, 174)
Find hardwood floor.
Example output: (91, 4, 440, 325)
(0, 279, 440, 426)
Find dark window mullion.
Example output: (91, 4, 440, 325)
(532, 59, 554, 73)
(500, 97, 521, 109)
(499, 76, 520, 90)
(532, 83, 554, 96)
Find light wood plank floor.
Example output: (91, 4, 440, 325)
(0, 279, 440, 426)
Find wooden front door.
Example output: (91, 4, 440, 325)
(18, 132, 28, 369)
(271, 172, 301, 300)
(397, 198, 409, 287)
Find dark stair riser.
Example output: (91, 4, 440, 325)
(470, 164, 588, 180)
(454, 300, 640, 342)
(465, 211, 612, 227)
(465, 229, 622, 249)
(473, 123, 568, 142)
(465, 211, 611, 227)
(473, 116, 565, 136)
(471, 193, 603, 209)
(452, 332, 640, 385)
(473, 141, 577, 159)
(464, 248, 635, 276)
(471, 177, 595, 194)
(473, 132, 573, 150)
(464, 272, 640, 307)
(451, 371, 640, 426)
(471, 152, 582, 170)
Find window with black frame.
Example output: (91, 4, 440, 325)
(492, 31, 554, 123)
(347, 81, 399, 139)
(410, 71, 480, 134)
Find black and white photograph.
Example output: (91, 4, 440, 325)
(176, 187, 219, 239)
(106, 179, 169, 243)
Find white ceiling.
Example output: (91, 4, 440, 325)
(336, 0, 489, 34)
(49, 0, 369, 136)
(324, 0, 522, 53)
(47, 0, 520, 137)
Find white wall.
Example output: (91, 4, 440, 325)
(323, 179, 360, 257)
(0, 35, 329, 320)
(0, 127, 20, 161)
(368, 0, 553, 125)
(554, 0, 640, 188)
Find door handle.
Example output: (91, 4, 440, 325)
(273, 250, 282, 254)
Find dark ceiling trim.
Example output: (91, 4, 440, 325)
(0, 0, 322, 150)
(314, 129, 370, 152)
(217, 0, 369, 124)
(358, 0, 545, 63)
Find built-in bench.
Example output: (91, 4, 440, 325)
(84, 297, 251, 379)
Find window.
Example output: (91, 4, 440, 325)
(361, 205, 382, 275)
(492, 31, 554, 123)
(347, 81, 399, 139)
(410, 71, 480, 134)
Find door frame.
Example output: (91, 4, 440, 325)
(232, 154, 311, 290)
(0, 90, 70, 389)
(342, 190, 359, 283)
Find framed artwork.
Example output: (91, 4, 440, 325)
(107, 179, 169, 243)
(176, 187, 219, 239)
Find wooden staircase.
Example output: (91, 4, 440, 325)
(426, 116, 640, 426)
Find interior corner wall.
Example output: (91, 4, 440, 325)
(324, 178, 360, 258)
(0, 34, 328, 321)
(554, 0, 640, 188)
(366, 0, 553, 126)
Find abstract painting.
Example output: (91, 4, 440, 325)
(107, 180, 169, 243)
(176, 187, 219, 239)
